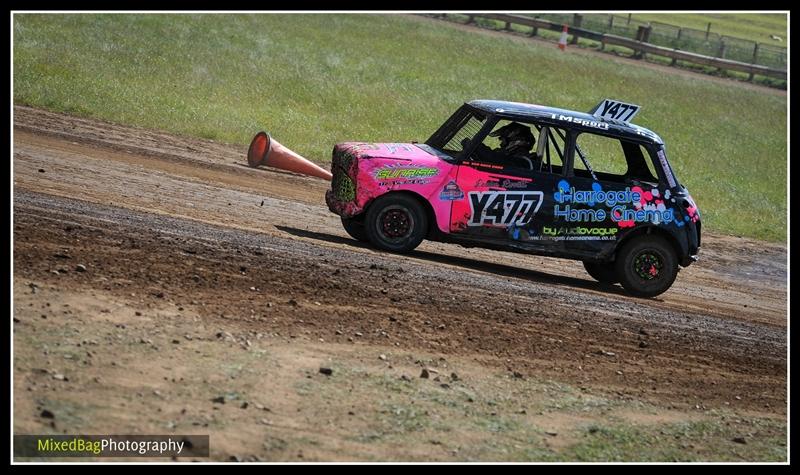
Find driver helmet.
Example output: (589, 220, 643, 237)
(490, 122, 535, 156)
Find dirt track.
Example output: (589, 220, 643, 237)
(13, 106, 788, 461)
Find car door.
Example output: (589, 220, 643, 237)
(449, 120, 570, 252)
(563, 131, 664, 258)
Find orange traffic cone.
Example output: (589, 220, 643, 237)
(558, 24, 568, 50)
(247, 131, 332, 181)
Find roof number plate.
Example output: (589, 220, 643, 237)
(589, 99, 641, 124)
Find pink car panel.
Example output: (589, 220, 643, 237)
(325, 142, 457, 233)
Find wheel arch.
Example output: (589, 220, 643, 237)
(613, 226, 687, 264)
(362, 190, 440, 239)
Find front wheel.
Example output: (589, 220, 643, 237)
(615, 235, 678, 298)
(583, 261, 619, 284)
(365, 194, 428, 253)
(341, 217, 369, 242)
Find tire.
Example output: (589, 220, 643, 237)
(364, 194, 428, 253)
(341, 217, 369, 242)
(583, 261, 619, 284)
(615, 235, 678, 298)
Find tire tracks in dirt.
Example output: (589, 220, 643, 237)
(13, 106, 787, 415)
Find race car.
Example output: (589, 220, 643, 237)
(325, 99, 701, 298)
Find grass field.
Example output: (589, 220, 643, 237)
(632, 13, 787, 44)
(532, 12, 788, 46)
(13, 14, 787, 242)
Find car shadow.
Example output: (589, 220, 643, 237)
(275, 225, 629, 297)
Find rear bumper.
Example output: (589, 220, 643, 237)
(680, 220, 701, 267)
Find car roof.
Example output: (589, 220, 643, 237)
(467, 99, 663, 145)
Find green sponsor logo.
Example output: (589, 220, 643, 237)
(375, 167, 439, 179)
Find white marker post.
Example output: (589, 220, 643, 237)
(558, 24, 569, 50)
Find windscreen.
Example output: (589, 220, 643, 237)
(426, 107, 488, 158)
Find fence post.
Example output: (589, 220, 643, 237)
(706, 22, 712, 40)
(748, 43, 759, 81)
(570, 14, 582, 44)
(529, 25, 538, 37)
(633, 25, 652, 59)
(627, 13, 632, 25)
(715, 39, 727, 75)
(642, 24, 652, 43)
(608, 15, 614, 29)
(677, 28, 682, 40)
(504, 21, 511, 31)
(467, 14, 474, 24)
(717, 39, 726, 58)
(633, 26, 644, 58)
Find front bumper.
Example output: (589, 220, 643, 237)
(326, 189, 364, 218)
(326, 145, 363, 218)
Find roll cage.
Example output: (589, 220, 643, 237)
(426, 103, 670, 187)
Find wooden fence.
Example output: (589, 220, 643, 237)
(434, 13, 786, 82)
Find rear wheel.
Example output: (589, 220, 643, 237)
(365, 194, 428, 253)
(583, 261, 619, 284)
(341, 217, 368, 242)
(615, 235, 678, 298)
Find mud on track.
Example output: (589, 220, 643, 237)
(12, 106, 788, 459)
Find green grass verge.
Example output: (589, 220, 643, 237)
(517, 12, 787, 50)
(559, 417, 787, 462)
(13, 13, 787, 242)
(632, 13, 787, 45)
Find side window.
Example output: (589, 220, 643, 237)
(469, 120, 566, 175)
(624, 143, 660, 184)
(536, 125, 567, 175)
(573, 133, 659, 184)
